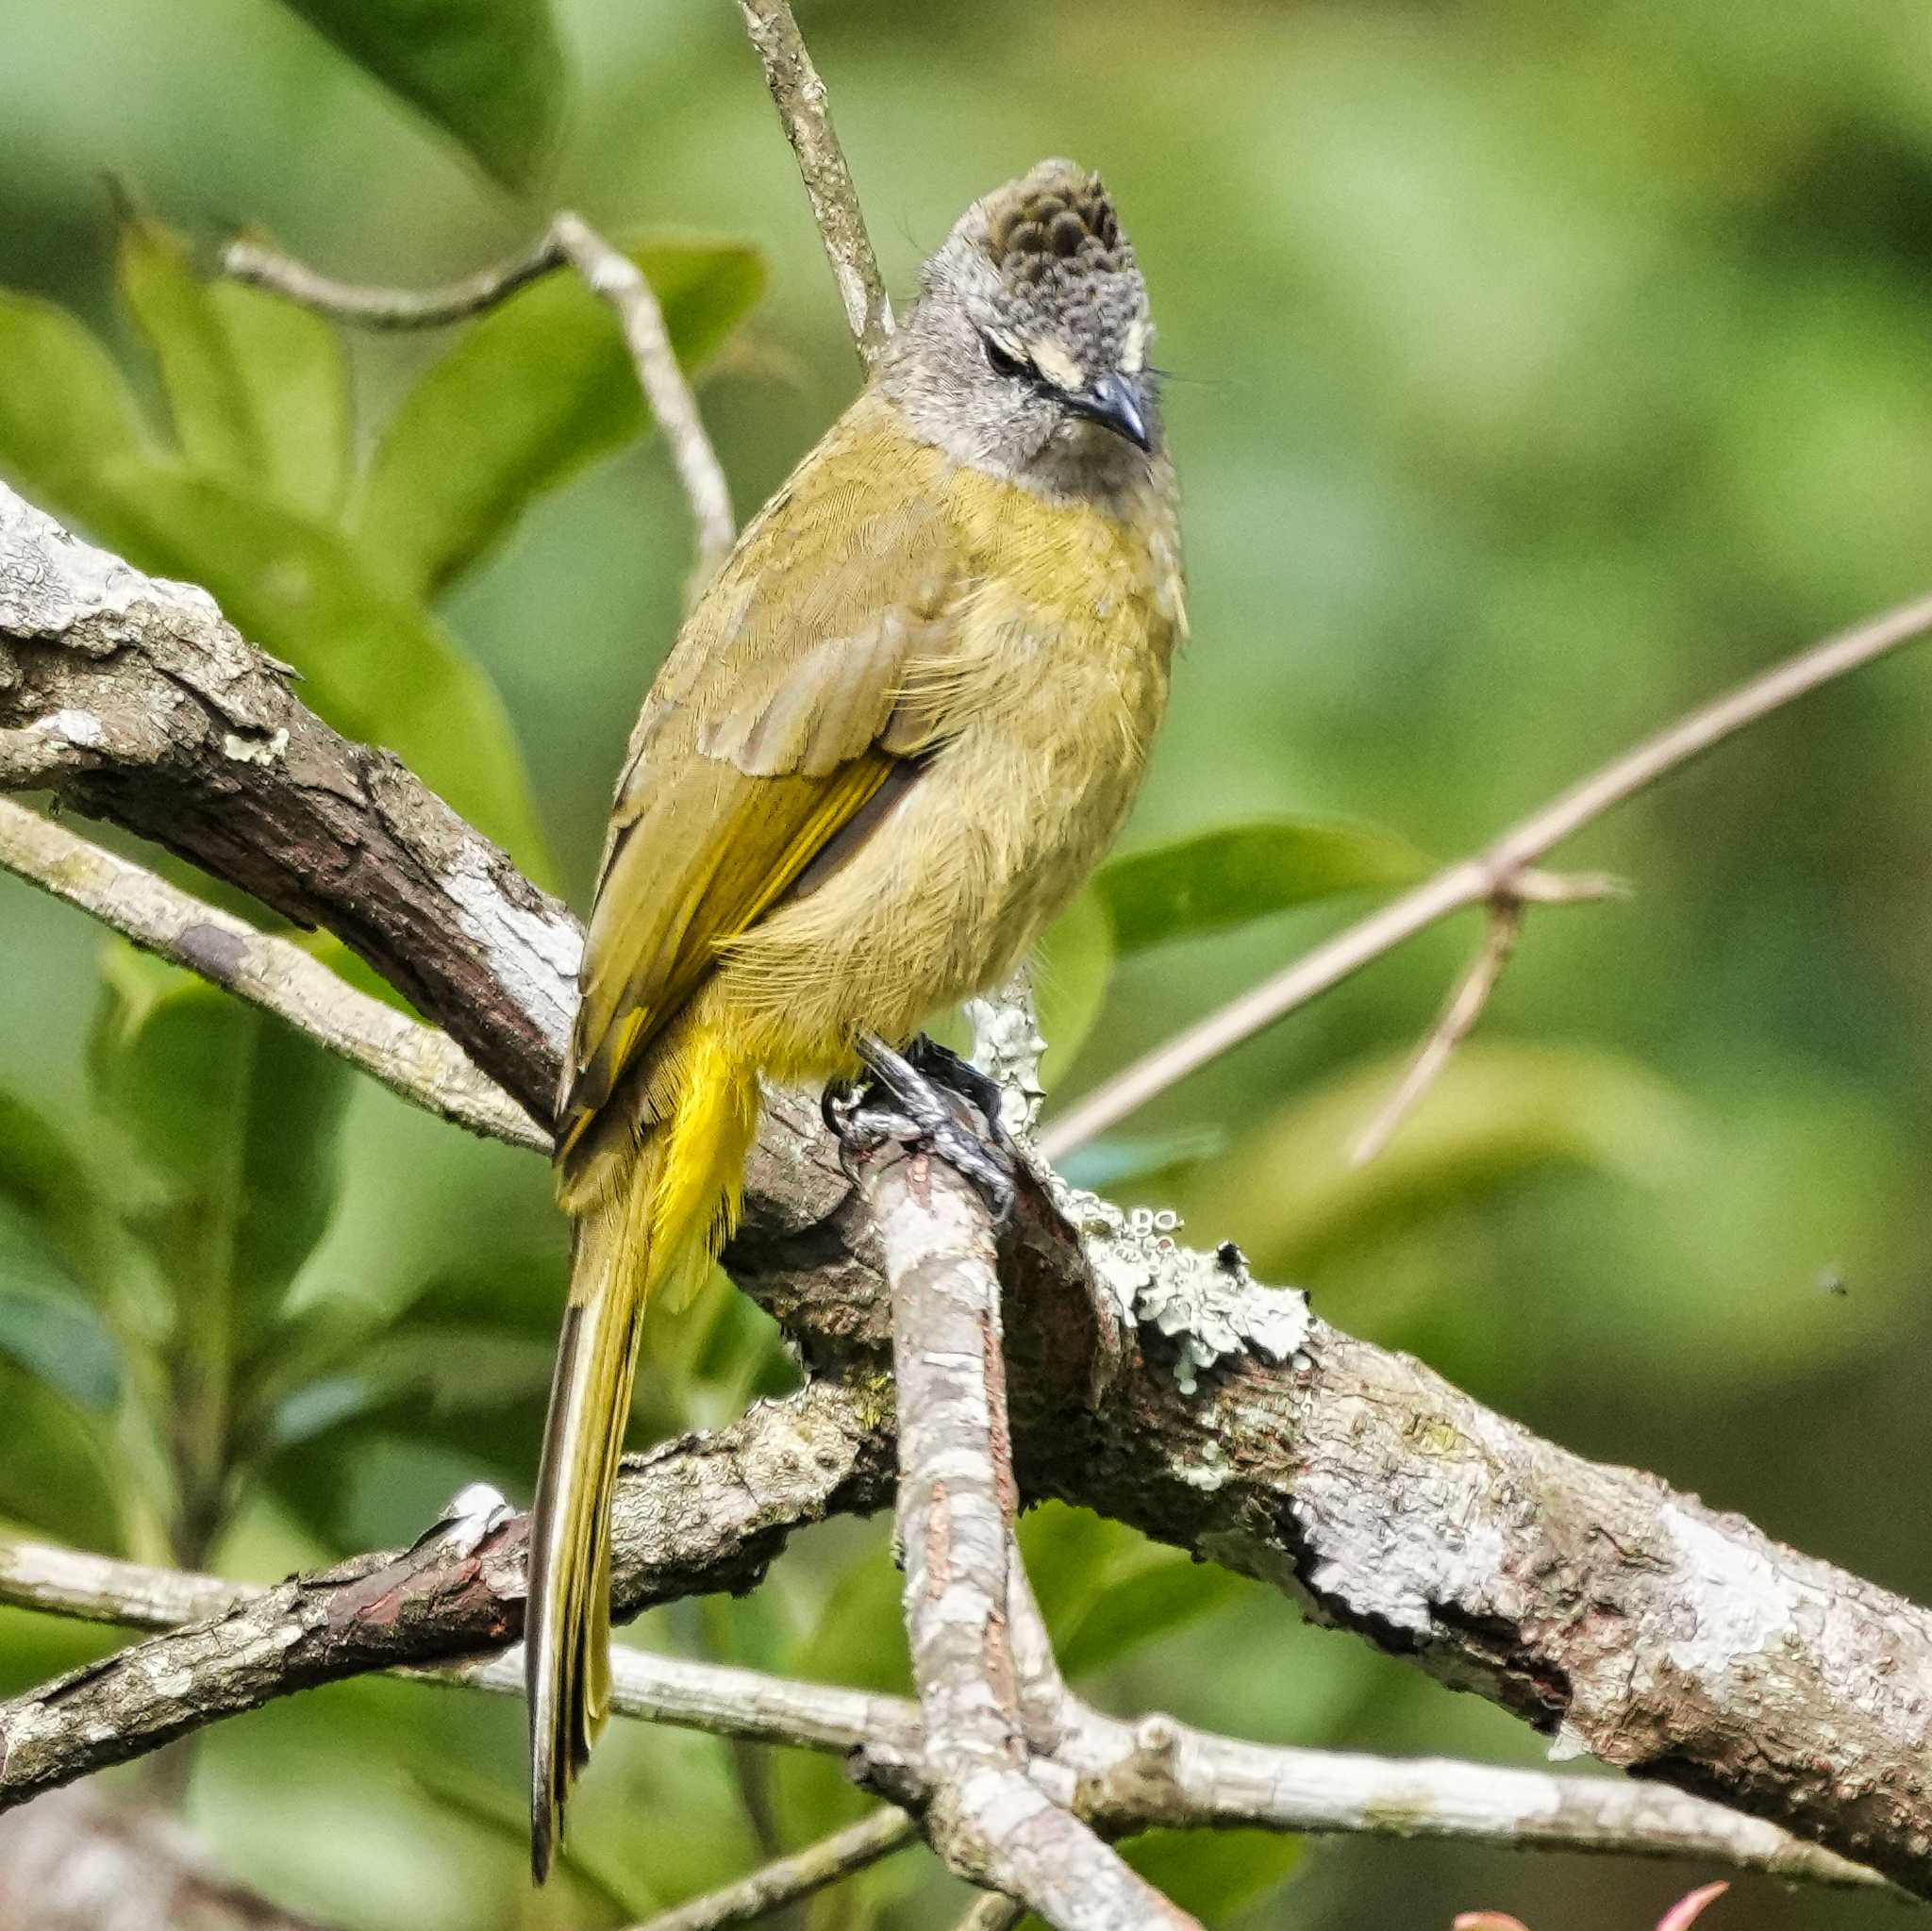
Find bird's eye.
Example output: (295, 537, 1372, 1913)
(982, 335, 1033, 381)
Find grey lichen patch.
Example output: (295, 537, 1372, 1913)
(966, 974, 1046, 1139)
(1049, 1180, 1310, 1395)
(222, 726, 289, 767)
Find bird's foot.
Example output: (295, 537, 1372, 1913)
(824, 1032, 1019, 1224)
(904, 1034, 1024, 1162)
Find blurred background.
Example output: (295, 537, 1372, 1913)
(3, 0, 1930, 1924)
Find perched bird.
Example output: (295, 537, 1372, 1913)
(526, 158, 1185, 1875)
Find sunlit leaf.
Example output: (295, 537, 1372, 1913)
(1032, 887, 1114, 1089)
(208, 278, 354, 517)
(354, 238, 765, 594)
(73, 459, 550, 869)
(272, 0, 566, 193)
(0, 294, 153, 505)
(1095, 817, 1429, 955)
(118, 215, 270, 484)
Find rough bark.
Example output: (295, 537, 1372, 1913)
(6, 482, 1932, 1898)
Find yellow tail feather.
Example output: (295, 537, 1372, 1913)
(526, 1031, 759, 1881)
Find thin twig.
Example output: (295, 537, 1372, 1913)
(1041, 588, 1932, 1158)
(0, 797, 546, 1152)
(226, 213, 736, 580)
(735, 0, 893, 363)
(1351, 896, 1523, 1165)
(629, 1808, 915, 1931)
(953, 1898, 1026, 1931)
(0, 1535, 1896, 1895)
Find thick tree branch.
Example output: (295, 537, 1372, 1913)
(7, 492, 1932, 1892)
(0, 1382, 888, 1806)
(867, 1140, 1194, 1929)
(0, 481, 576, 1123)
(1, 1534, 1889, 1897)
(0, 796, 543, 1150)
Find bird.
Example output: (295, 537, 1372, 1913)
(525, 157, 1185, 1877)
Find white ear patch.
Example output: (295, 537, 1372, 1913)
(1121, 320, 1150, 375)
(1027, 339, 1087, 392)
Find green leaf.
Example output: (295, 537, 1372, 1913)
(1123, 1828, 1302, 1923)
(354, 237, 765, 594)
(1058, 1555, 1245, 1679)
(0, 293, 153, 506)
(74, 459, 550, 869)
(209, 277, 354, 517)
(272, 0, 566, 193)
(91, 945, 352, 1362)
(118, 216, 269, 485)
(0, 1362, 124, 1549)
(0, 1088, 117, 1292)
(1032, 887, 1114, 1089)
(1016, 1829, 1301, 1931)
(0, 1285, 124, 1411)
(1095, 817, 1430, 955)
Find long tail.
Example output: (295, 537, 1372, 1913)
(526, 1031, 759, 1880)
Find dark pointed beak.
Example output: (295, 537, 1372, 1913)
(1065, 371, 1152, 452)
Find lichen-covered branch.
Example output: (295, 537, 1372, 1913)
(867, 1140, 1196, 1930)
(4, 1533, 1887, 1897)
(0, 1382, 887, 1807)
(6, 483, 1932, 1894)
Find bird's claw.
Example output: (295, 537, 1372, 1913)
(825, 1033, 1020, 1224)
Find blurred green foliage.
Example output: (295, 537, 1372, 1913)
(2, 0, 1930, 1925)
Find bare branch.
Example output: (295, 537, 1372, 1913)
(0, 1537, 1896, 1896)
(867, 1131, 1195, 1929)
(735, 0, 893, 362)
(1041, 587, 1932, 1158)
(1350, 895, 1523, 1166)
(954, 1899, 1027, 1931)
(630, 1809, 915, 1931)
(225, 215, 735, 580)
(0, 1790, 338, 1931)
(0, 797, 544, 1151)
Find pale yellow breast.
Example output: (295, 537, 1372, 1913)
(713, 455, 1183, 1072)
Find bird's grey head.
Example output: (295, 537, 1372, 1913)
(880, 159, 1161, 498)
